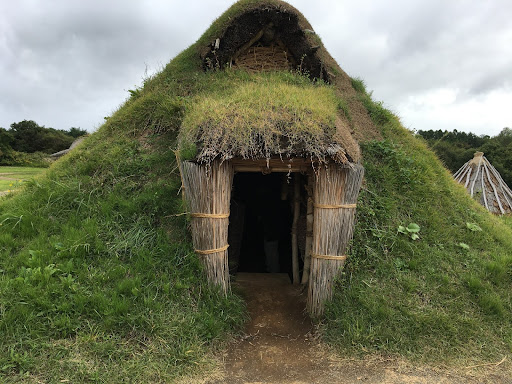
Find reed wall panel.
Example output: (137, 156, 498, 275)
(307, 163, 364, 315)
(181, 160, 234, 294)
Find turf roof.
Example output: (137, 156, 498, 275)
(178, 72, 356, 164)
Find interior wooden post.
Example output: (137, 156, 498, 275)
(301, 172, 314, 285)
(291, 173, 300, 284)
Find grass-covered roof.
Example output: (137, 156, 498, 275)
(1, 0, 512, 382)
(178, 72, 355, 163)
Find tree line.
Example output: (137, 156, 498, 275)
(416, 127, 512, 187)
(0, 120, 87, 166)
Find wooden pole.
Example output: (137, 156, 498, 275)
(301, 173, 313, 285)
(291, 173, 300, 284)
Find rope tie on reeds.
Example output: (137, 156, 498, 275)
(313, 203, 357, 209)
(190, 213, 230, 219)
(312, 254, 347, 261)
(195, 244, 229, 256)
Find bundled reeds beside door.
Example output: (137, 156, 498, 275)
(180, 160, 234, 294)
(307, 164, 364, 316)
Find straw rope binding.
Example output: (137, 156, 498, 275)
(195, 244, 230, 255)
(312, 254, 347, 261)
(190, 213, 230, 219)
(313, 203, 357, 209)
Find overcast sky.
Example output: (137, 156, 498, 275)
(1, 0, 511, 136)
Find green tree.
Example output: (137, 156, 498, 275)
(417, 127, 512, 187)
(0, 127, 15, 160)
(9, 120, 74, 154)
(495, 127, 512, 146)
(67, 127, 87, 138)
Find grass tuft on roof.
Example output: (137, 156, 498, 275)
(179, 71, 340, 162)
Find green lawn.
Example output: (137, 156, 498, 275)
(502, 215, 512, 229)
(0, 167, 46, 192)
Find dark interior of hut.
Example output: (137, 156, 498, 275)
(228, 173, 297, 279)
(202, 9, 328, 80)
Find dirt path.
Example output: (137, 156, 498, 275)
(202, 273, 510, 384)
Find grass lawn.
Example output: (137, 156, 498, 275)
(502, 215, 512, 229)
(0, 167, 46, 192)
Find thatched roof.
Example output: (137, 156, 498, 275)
(171, 0, 380, 165)
(454, 152, 512, 215)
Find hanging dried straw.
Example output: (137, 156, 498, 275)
(180, 160, 234, 294)
(307, 163, 364, 316)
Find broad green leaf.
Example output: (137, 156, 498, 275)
(406, 223, 420, 233)
(397, 225, 407, 234)
(466, 222, 482, 232)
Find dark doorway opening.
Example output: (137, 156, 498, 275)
(228, 172, 293, 275)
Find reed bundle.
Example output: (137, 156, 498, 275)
(180, 160, 234, 294)
(234, 46, 291, 73)
(307, 163, 364, 316)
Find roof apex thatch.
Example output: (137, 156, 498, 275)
(454, 152, 512, 215)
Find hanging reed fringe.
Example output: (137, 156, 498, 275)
(307, 163, 364, 316)
(180, 160, 234, 294)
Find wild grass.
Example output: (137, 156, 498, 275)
(0, 167, 47, 177)
(179, 72, 339, 162)
(502, 215, 512, 230)
(0, 129, 245, 382)
(323, 82, 512, 364)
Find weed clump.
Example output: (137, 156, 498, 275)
(323, 92, 512, 364)
(0, 129, 245, 381)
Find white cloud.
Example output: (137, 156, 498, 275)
(0, 0, 511, 136)
(399, 88, 512, 135)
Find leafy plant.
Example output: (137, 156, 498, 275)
(466, 222, 483, 232)
(398, 223, 421, 240)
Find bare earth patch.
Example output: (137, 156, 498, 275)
(195, 273, 511, 384)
